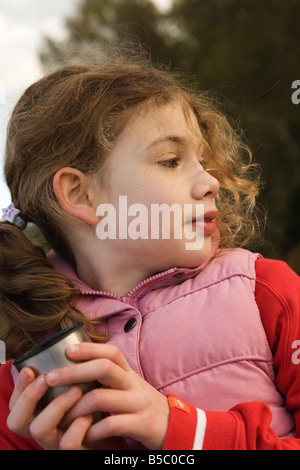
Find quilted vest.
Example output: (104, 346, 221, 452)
(50, 248, 295, 441)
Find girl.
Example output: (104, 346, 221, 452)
(0, 56, 300, 450)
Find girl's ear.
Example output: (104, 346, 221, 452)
(53, 167, 99, 226)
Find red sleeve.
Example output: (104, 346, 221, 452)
(253, 258, 300, 440)
(0, 361, 42, 450)
(163, 258, 300, 450)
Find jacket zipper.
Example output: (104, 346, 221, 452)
(80, 268, 178, 305)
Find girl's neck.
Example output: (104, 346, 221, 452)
(74, 248, 155, 297)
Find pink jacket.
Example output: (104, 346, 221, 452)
(50, 248, 295, 446)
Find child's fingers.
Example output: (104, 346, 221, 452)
(7, 375, 48, 437)
(59, 414, 94, 450)
(46, 357, 132, 391)
(84, 413, 142, 447)
(28, 386, 83, 448)
(65, 342, 130, 371)
(9, 367, 36, 410)
(83, 396, 169, 450)
(59, 387, 137, 428)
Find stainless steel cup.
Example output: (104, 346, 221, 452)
(13, 322, 98, 408)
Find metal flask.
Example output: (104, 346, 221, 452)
(13, 322, 98, 408)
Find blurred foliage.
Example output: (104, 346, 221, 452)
(39, 0, 300, 273)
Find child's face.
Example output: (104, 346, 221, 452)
(96, 100, 220, 272)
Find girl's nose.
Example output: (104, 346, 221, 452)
(191, 169, 219, 201)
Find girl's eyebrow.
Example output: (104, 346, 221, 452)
(145, 135, 204, 153)
(145, 135, 187, 150)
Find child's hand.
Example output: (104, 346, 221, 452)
(7, 367, 97, 449)
(46, 342, 170, 450)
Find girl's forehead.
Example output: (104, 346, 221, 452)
(121, 99, 201, 143)
(106, 100, 204, 171)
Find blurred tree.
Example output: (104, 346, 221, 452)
(39, 0, 180, 68)
(39, 0, 300, 272)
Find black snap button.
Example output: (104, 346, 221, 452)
(174, 272, 183, 278)
(124, 318, 137, 333)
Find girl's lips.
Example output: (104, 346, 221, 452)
(186, 210, 218, 236)
(203, 220, 217, 235)
(191, 220, 217, 236)
(203, 210, 219, 222)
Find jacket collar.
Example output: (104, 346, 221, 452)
(48, 250, 214, 301)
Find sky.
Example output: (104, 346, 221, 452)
(0, 0, 173, 208)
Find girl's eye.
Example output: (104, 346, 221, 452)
(159, 157, 180, 168)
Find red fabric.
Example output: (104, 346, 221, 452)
(163, 395, 198, 449)
(0, 362, 42, 450)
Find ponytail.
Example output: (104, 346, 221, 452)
(0, 222, 106, 360)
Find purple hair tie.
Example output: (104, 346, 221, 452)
(1, 203, 27, 229)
